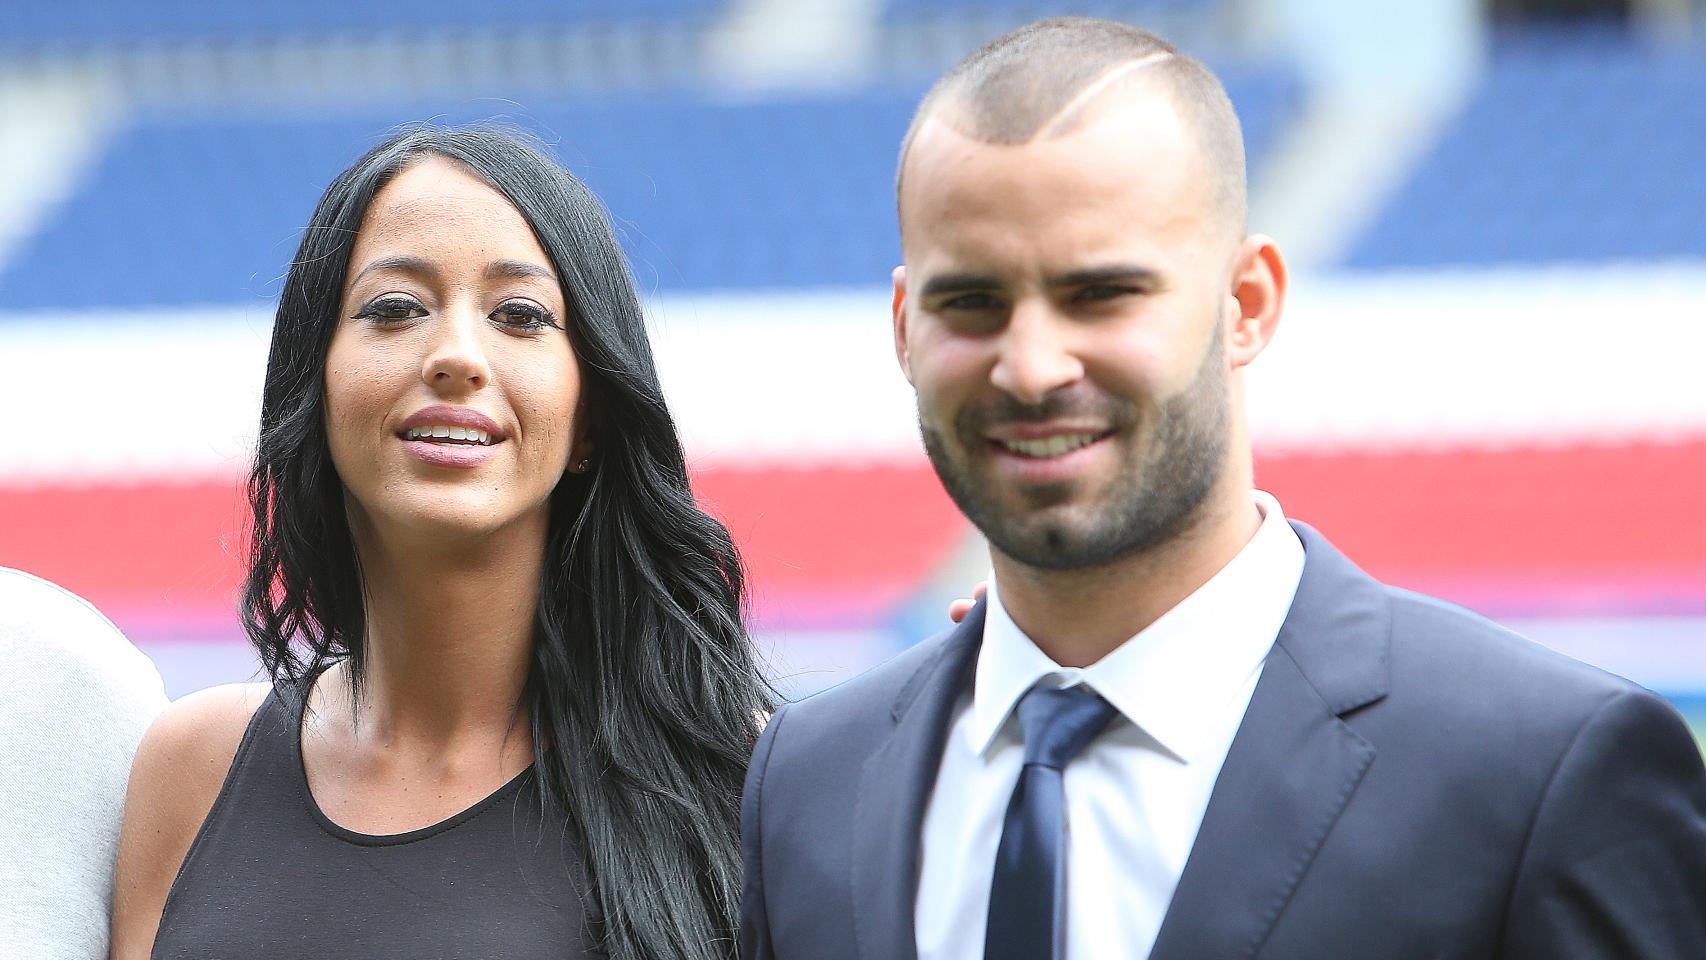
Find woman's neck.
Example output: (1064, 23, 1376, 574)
(330, 512, 547, 756)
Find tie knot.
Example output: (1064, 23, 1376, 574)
(1016, 685, 1118, 770)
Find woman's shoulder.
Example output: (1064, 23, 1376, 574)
(110, 681, 274, 959)
(125, 681, 277, 844)
(137, 680, 273, 776)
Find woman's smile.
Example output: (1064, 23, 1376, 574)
(397, 404, 507, 469)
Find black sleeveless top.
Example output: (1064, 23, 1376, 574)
(152, 672, 594, 959)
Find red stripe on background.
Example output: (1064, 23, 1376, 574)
(0, 463, 970, 632)
(1257, 439, 1706, 612)
(2, 438, 1701, 635)
(692, 462, 967, 622)
(0, 480, 249, 616)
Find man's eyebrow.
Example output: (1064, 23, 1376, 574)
(1051, 265, 1163, 288)
(918, 273, 1004, 299)
(350, 254, 438, 287)
(484, 259, 557, 284)
(917, 266, 1163, 299)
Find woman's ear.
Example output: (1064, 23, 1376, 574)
(569, 419, 596, 474)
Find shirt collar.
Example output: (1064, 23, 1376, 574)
(969, 490, 1305, 762)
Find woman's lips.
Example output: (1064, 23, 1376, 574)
(401, 435, 500, 469)
(398, 404, 506, 442)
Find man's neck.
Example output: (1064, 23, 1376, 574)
(990, 491, 1262, 669)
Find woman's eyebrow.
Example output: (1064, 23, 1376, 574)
(349, 254, 439, 287)
(347, 256, 557, 288)
(484, 259, 557, 284)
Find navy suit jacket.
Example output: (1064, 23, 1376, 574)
(740, 523, 1706, 959)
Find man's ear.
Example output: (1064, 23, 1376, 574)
(1226, 235, 1286, 369)
(892, 265, 914, 385)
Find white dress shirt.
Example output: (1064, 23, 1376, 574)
(915, 492, 1306, 960)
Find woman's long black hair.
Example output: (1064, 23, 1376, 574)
(241, 126, 772, 960)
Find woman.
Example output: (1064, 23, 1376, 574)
(110, 127, 772, 959)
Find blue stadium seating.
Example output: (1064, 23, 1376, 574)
(0, 95, 914, 308)
(1346, 28, 1706, 268)
(0, 68, 1295, 309)
(0, 0, 722, 52)
(883, 0, 1207, 20)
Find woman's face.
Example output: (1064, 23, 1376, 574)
(325, 155, 586, 544)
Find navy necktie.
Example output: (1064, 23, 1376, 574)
(984, 684, 1119, 960)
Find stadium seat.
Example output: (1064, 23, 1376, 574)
(1346, 26, 1706, 268)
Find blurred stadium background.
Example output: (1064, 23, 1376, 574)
(0, 0, 1701, 740)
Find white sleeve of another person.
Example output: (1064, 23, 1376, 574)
(0, 567, 169, 960)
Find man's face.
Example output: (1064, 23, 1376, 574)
(894, 91, 1235, 571)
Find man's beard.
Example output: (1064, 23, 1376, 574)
(920, 332, 1228, 572)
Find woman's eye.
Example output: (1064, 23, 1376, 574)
(352, 297, 426, 323)
(492, 301, 559, 330)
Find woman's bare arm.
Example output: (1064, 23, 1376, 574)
(109, 683, 270, 960)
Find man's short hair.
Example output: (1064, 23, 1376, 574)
(896, 17, 1248, 237)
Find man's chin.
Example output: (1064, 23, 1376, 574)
(979, 510, 1116, 572)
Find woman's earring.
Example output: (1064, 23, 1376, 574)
(576, 458, 591, 473)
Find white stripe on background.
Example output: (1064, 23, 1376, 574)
(1504, 616, 1706, 693)
(139, 626, 902, 700)
(138, 616, 1706, 702)
(6, 263, 1706, 484)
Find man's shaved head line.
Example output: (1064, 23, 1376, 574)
(896, 17, 1249, 241)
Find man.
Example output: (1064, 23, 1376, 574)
(739, 17, 1706, 960)
(0, 567, 167, 958)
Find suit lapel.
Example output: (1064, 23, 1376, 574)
(1149, 523, 1390, 960)
(850, 602, 984, 960)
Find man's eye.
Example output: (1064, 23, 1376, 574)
(1075, 285, 1136, 303)
(352, 297, 426, 323)
(492, 301, 559, 330)
(940, 293, 1003, 311)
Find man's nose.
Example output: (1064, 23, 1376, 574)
(421, 308, 492, 394)
(989, 302, 1084, 404)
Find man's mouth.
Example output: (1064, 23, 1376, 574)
(991, 430, 1113, 459)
